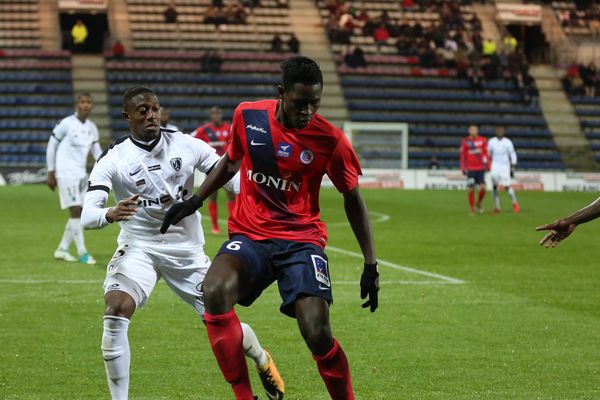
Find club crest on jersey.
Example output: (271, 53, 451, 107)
(300, 149, 314, 164)
(170, 157, 182, 171)
(276, 142, 292, 158)
(311, 255, 330, 287)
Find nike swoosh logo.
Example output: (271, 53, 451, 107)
(129, 168, 142, 176)
(103, 355, 121, 362)
(251, 140, 267, 146)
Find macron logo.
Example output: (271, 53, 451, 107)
(246, 124, 267, 134)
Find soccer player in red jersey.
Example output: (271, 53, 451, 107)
(161, 56, 379, 400)
(460, 124, 489, 215)
(192, 106, 235, 234)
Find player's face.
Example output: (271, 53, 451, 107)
(496, 127, 505, 138)
(123, 93, 161, 141)
(210, 108, 222, 125)
(76, 95, 93, 119)
(468, 125, 478, 138)
(281, 83, 321, 129)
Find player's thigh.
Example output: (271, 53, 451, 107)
(156, 250, 211, 316)
(56, 176, 85, 209)
(211, 235, 276, 307)
(104, 245, 159, 309)
(273, 241, 333, 318)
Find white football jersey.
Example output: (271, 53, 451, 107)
(488, 136, 517, 174)
(48, 114, 101, 178)
(83, 129, 238, 249)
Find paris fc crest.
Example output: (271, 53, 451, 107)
(170, 157, 182, 171)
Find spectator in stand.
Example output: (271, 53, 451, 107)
(71, 19, 88, 53)
(374, 23, 390, 51)
(428, 156, 440, 170)
(581, 62, 597, 97)
(112, 40, 125, 60)
(482, 38, 496, 57)
(502, 34, 517, 53)
(271, 35, 285, 53)
(469, 63, 484, 92)
(276, 0, 288, 8)
(288, 34, 300, 54)
(343, 45, 367, 68)
(164, 1, 178, 23)
(201, 50, 223, 73)
(212, 0, 223, 6)
(402, 0, 416, 10)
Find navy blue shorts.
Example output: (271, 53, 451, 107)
(467, 170, 486, 187)
(216, 235, 333, 318)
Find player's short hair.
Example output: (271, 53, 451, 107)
(75, 92, 92, 102)
(280, 56, 323, 91)
(122, 86, 155, 110)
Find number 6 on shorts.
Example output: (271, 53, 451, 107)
(226, 241, 243, 251)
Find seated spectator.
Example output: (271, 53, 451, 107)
(201, 50, 223, 73)
(276, 0, 288, 8)
(112, 40, 125, 60)
(343, 45, 367, 68)
(164, 1, 178, 24)
(374, 23, 390, 51)
(204, 5, 228, 25)
(468, 64, 484, 92)
(227, 4, 247, 24)
(482, 38, 496, 57)
(271, 35, 284, 53)
(428, 156, 440, 170)
(287, 34, 300, 54)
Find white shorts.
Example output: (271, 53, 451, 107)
(103, 243, 210, 316)
(491, 172, 512, 187)
(57, 175, 87, 209)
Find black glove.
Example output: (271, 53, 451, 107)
(360, 262, 379, 312)
(510, 166, 515, 178)
(160, 195, 202, 234)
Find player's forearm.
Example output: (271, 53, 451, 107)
(343, 187, 376, 264)
(195, 154, 240, 202)
(46, 137, 58, 171)
(567, 197, 600, 226)
(81, 191, 111, 229)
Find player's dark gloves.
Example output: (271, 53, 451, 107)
(360, 262, 379, 312)
(160, 195, 202, 234)
(510, 166, 515, 178)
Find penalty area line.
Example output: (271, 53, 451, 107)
(327, 246, 465, 284)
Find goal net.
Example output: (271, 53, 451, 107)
(342, 122, 409, 169)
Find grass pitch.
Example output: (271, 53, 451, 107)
(1, 185, 599, 399)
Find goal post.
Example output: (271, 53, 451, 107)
(342, 122, 409, 170)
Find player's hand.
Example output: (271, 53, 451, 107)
(47, 171, 57, 191)
(360, 263, 379, 312)
(106, 194, 139, 223)
(462, 170, 466, 176)
(160, 195, 202, 234)
(510, 165, 516, 178)
(535, 218, 577, 248)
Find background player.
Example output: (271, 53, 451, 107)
(159, 106, 179, 131)
(46, 92, 101, 264)
(161, 56, 379, 400)
(81, 86, 284, 400)
(487, 126, 520, 214)
(192, 106, 235, 234)
(460, 124, 489, 215)
(536, 196, 600, 247)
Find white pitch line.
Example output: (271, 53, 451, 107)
(334, 280, 458, 285)
(0, 279, 101, 284)
(327, 246, 465, 284)
(0, 279, 453, 286)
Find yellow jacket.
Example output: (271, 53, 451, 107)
(71, 23, 88, 44)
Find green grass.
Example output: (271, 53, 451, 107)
(1, 185, 599, 399)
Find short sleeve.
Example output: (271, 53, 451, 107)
(185, 134, 220, 173)
(87, 153, 116, 194)
(326, 133, 362, 193)
(52, 117, 68, 141)
(227, 107, 244, 162)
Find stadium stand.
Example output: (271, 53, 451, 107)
(318, 0, 563, 170)
(0, 0, 41, 49)
(552, 1, 600, 38)
(0, 50, 73, 168)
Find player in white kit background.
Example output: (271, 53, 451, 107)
(81, 87, 284, 400)
(46, 92, 102, 264)
(487, 126, 520, 214)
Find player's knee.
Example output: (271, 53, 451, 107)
(300, 321, 333, 355)
(104, 292, 136, 318)
(202, 275, 237, 312)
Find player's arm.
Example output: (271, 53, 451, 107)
(46, 122, 66, 190)
(343, 185, 379, 312)
(460, 140, 467, 174)
(536, 196, 600, 248)
(90, 124, 102, 160)
(482, 138, 490, 170)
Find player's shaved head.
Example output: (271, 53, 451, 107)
(281, 56, 323, 91)
(122, 86, 155, 111)
(76, 92, 92, 102)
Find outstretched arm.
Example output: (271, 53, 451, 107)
(343, 185, 378, 312)
(536, 196, 600, 247)
(160, 153, 241, 233)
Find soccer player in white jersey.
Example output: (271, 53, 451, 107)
(46, 92, 102, 264)
(81, 87, 284, 400)
(487, 126, 520, 214)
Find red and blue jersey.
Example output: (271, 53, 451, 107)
(227, 99, 361, 248)
(193, 121, 231, 156)
(460, 135, 489, 172)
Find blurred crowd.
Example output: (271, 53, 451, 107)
(563, 62, 599, 97)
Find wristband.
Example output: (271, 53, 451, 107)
(364, 262, 378, 272)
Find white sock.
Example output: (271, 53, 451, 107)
(507, 187, 518, 204)
(241, 322, 267, 367)
(69, 218, 87, 256)
(58, 219, 74, 251)
(493, 187, 500, 209)
(102, 316, 131, 400)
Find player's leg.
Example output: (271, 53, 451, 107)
(296, 297, 354, 400)
(207, 191, 220, 234)
(226, 189, 236, 216)
(506, 185, 520, 213)
(475, 171, 486, 213)
(492, 184, 501, 213)
(466, 171, 476, 214)
(102, 246, 156, 400)
(54, 180, 80, 261)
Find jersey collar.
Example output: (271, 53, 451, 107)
(129, 131, 162, 152)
